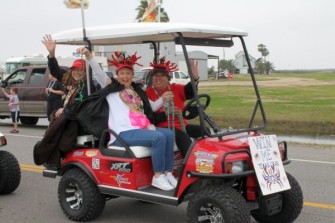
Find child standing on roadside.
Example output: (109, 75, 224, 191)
(1, 87, 20, 133)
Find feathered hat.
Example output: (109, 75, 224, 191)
(108, 52, 142, 73)
(149, 57, 178, 80)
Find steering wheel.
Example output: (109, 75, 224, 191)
(183, 94, 210, 120)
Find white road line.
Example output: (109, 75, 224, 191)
(291, 158, 335, 165)
(5, 134, 43, 139)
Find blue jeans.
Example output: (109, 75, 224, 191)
(114, 128, 174, 173)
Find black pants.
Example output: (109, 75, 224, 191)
(175, 124, 203, 157)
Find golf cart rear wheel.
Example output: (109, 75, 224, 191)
(0, 150, 21, 195)
(58, 168, 106, 221)
(251, 172, 303, 223)
(187, 185, 250, 223)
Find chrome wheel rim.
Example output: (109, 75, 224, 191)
(198, 203, 223, 223)
(65, 182, 83, 210)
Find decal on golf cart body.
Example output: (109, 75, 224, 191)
(194, 151, 218, 173)
(248, 135, 291, 195)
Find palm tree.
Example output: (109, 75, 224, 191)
(254, 58, 265, 74)
(264, 61, 275, 74)
(218, 59, 236, 73)
(135, 0, 148, 21)
(257, 44, 269, 62)
(135, 0, 169, 22)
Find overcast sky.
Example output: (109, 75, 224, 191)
(1, 0, 334, 70)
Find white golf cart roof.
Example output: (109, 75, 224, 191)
(52, 23, 247, 46)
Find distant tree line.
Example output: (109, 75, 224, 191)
(254, 44, 275, 75)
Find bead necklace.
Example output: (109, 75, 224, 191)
(152, 85, 186, 133)
(119, 87, 143, 112)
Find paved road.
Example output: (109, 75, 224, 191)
(0, 119, 334, 222)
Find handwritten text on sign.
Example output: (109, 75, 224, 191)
(248, 135, 291, 195)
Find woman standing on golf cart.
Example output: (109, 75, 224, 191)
(74, 48, 177, 191)
(34, 35, 95, 169)
(146, 58, 202, 157)
(42, 34, 95, 119)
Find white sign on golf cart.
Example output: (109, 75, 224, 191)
(248, 135, 291, 196)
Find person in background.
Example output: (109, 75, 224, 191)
(146, 57, 202, 157)
(1, 87, 20, 133)
(46, 73, 65, 121)
(73, 48, 178, 191)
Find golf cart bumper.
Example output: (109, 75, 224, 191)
(186, 159, 291, 179)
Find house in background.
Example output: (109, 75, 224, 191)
(176, 51, 209, 81)
(233, 50, 256, 74)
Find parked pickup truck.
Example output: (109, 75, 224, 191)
(169, 70, 190, 85)
(0, 65, 63, 125)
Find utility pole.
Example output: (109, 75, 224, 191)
(157, 0, 161, 22)
(157, 0, 161, 57)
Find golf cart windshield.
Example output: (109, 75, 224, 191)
(52, 23, 266, 138)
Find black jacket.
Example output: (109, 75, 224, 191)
(66, 78, 162, 138)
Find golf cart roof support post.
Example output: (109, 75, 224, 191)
(143, 41, 158, 63)
(249, 101, 260, 129)
(176, 32, 207, 137)
(239, 36, 267, 129)
(84, 38, 92, 96)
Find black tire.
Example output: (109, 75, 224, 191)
(187, 185, 250, 223)
(0, 150, 21, 195)
(58, 168, 106, 221)
(20, 117, 39, 125)
(251, 172, 303, 223)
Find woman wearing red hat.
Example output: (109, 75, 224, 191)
(146, 57, 202, 157)
(71, 48, 177, 191)
(34, 35, 96, 170)
(42, 34, 95, 119)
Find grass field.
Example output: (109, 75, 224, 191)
(195, 73, 335, 136)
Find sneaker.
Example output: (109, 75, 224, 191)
(152, 174, 174, 191)
(165, 172, 178, 188)
(10, 129, 19, 133)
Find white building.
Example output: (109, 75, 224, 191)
(233, 50, 256, 74)
(176, 51, 209, 81)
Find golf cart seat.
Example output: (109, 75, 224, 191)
(76, 135, 99, 147)
(77, 135, 179, 158)
(107, 144, 179, 158)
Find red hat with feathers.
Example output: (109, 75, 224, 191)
(108, 52, 142, 73)
(150, 57, 178, 79)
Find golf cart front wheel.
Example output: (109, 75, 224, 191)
(251, 172, 303, 223)
(0, 150, 21, 195)
(58, 168, 106, 221)
(187, 185, 250, 223)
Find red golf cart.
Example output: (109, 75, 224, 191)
(43, 23, 303, 222)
